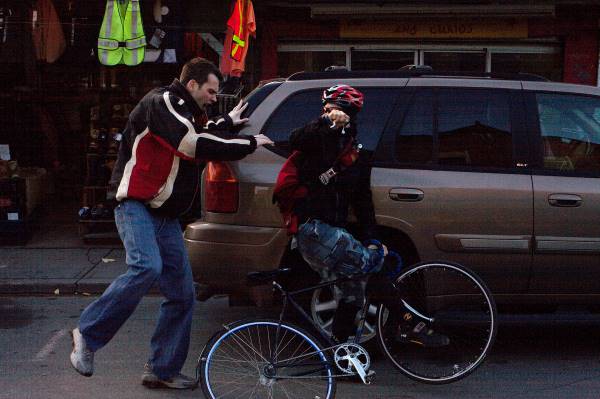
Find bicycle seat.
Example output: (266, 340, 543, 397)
(246, 268, 291, 285)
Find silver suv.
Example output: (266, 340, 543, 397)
(184, 70, 600, 310)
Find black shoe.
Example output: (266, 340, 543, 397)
(396, 321, 450, 348)
(78, 206, 91, 220)
(90, 204, 105, 220)
(101, 206, 113, 220)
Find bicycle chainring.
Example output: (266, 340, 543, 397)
(333, 343, 371, 375)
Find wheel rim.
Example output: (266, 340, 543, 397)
(311, 287, 379, 342)
(204, 321, 334, 398)
(378, 262, 496, 383)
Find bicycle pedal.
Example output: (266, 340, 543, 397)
(365, 370, 376, 385)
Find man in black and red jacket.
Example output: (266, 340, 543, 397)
(70, 58, 272, 389)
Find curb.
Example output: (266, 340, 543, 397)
(0, 280, 162, 296)
(0, 280, 79, 295)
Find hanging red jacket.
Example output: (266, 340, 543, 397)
(220, 0, 256, 77)
(272, 137, 360, 235)
(272, 151, 307, 235)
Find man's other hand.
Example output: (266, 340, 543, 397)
(254, 134, 274, 147)
(228, 100, 250, 125)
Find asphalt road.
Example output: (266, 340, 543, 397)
(2, 295, 600, 399)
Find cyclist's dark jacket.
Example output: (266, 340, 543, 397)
(108, 79, 257, 218)
(289, 117, 376, 240)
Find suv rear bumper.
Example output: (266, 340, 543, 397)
(184, 222, 289, 296)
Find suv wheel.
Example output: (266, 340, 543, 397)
(310, 287, 381, 343)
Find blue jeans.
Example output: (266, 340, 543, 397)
(78, 200, 195, 380)
(296, 219, 384, 305)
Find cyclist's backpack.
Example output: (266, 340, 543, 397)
(272, 138, 361, 235)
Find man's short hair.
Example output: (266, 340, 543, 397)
(180, 58, 223, 86)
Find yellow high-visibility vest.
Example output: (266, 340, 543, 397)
(97, 0, 146, 66)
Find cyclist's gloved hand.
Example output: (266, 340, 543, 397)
(362, 239, 386, 274)
(369, 243, 388, 256)
(384, 250, 404, 279)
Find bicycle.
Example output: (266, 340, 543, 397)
(197, 257, 498, 398)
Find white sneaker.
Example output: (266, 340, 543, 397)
(70, 328, 94, 377)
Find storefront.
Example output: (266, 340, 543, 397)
(258, 2, 599, 85)
(1, 0, 599, 244)
(0, 0, 230, 244)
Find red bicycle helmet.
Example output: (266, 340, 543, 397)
(322, 84, 364, 115)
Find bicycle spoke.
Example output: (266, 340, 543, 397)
(222, 336, 261, 373)
(379, 262, 497, 384)
(229, 330, 270, 364)
(202, 322, 334, 398)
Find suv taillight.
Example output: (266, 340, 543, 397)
(204, 162, 239, 213)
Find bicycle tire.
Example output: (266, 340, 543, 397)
(376, 261, 497, 384)
(199, 318, 337, 398)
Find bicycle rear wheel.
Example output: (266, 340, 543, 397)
(199, 319, 336, 398)
(377, 261, 497, 384)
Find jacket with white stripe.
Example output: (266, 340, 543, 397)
(107, 79, 257, 218)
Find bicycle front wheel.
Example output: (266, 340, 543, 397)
(377, 261, 497, 384)
(199, 319, 336, 398)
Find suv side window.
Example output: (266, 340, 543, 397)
(262, 90, 323, 150)
(536, 93, 600, 173)
(262, 88, 399, 156)
(395, 90, 434, 164)
(395, 88, 513, 169)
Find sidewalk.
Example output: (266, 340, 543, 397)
(0, 247, 126, 295)
(0, 196, 128, 295)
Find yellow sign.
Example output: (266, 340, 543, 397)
(340, 18, 528, 39)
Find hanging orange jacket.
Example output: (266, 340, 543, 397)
(220, 0, 255, 77)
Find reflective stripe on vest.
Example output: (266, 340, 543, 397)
(98, 0, 146, 66)
(230, 0, 245, 61)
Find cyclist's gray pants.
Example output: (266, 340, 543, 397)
(296, 219, 383, 306)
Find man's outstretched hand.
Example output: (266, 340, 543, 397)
(228, 100, 250, 125)
(226, 100, 273, 146)
(254, 134, 274, 147)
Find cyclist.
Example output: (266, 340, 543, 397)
(282, 84, 448, 347)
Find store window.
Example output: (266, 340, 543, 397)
(278, 46, 561, 79)
(351, 51, 415, 70)
(395, 89, 513, 169)
(536, 93, 600, 173)
(278, 51, 346, 77)
(492, 52, 562, 81)
(423, 52, 486, 73)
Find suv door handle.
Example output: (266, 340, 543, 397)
(389, 188, 424, 202)
(548, 194, 582, 207)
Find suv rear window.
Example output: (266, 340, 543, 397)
(536, 93, 600, 173)
(395, 88, 513, 169)
(243, 81, 283, 118)
(262, 88, 400, 156)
